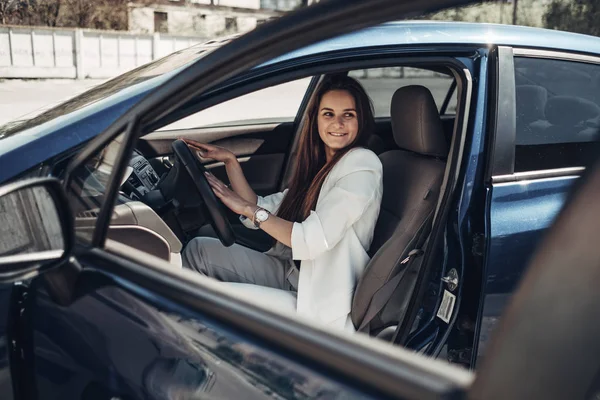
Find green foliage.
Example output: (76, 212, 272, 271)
(0, 0, 152, 30)
(544, 0, 600, 36)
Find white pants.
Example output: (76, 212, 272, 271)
(182, 237, 299, 313)
(182, 237, 297, 289)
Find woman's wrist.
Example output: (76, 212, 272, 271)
(223, 154, 238, 167)
(242, 203, 258, 219)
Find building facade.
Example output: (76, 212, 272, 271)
(128, 0, 282, 37)
(260, 0, 303, 11)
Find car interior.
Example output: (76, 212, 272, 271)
(61, 60, 466, 340)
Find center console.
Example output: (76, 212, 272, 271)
(127, 153, 160, 196)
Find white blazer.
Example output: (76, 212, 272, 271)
(238, 147, 383, 332)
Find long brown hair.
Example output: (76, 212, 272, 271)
(276, 74, 375, 223)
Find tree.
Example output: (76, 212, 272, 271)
(36, 0, 62, 27)
(544, 0, 600, 36)
(0, 0, 154, 30)
(0, 0, 19, 25)
(1, 0, 62, 26)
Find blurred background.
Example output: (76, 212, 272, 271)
(0, 0, 596, 125)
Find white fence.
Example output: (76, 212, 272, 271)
(0, 25, 448, 81)
(0, 25, 204, 79)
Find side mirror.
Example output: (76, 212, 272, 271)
(0, 178, 74, 283)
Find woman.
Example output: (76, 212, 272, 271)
(182, 75, 383, 332)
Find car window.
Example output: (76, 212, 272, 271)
(514, 57, 600, 172)
(66, 133, 128, 244)
(158, 78, 312, 130)
(349, 67, 456, 117)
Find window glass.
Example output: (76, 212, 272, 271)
(159, 78, 312, 131)
(0, 40, 229, 140)
(514, 57, 600, 172)
(66, 133, 128, 244)
(349, 67, 456, 117)
(154, 12, 168, 33)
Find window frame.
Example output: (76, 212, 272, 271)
(440, 78, 457, 115)
(491, 47, 600, 183)
(60, 48, 477, 251)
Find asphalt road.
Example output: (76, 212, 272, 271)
(0, 79, 106, 126)
(0, 77, 454, 128)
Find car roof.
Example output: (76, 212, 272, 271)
(2, 21, 600, 183)
(266, 20, 600, 65)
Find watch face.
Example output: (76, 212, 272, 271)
(256, 209, 269, 222)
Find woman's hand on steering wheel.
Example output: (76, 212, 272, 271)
(204, 171, 255, 218)
(181, 139, 236, 166)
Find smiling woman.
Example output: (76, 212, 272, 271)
(182, 75, 383, 332)
(317, 90, 360, 160)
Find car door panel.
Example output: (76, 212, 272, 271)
(477, 176, 577, 366)
(29, 261, 381, 400)
(0, 285, 14, 400)
(475, 46, 585, 367)
(207, 153, 286, 195)
(140, 122, 295, 197)
(141, 122, 294, 157)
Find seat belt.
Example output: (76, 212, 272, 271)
(357, 212, 434, 334)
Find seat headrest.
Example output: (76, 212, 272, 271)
(545, 96, 600, 127)
(390, 85, 448, 157)
(516, 85, 547, 123)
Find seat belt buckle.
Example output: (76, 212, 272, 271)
(400, 249, 424, 264)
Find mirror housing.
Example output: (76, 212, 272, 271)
(0, 177, 74, 283)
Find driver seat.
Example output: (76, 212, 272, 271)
(351, 85, 448, 335)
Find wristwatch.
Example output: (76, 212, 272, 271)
(252, 207, 270, 228)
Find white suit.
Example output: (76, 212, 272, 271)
(239, 147, 383, 331)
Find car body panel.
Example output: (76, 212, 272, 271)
(476, 175, 578, 365)
(264, 21, 600, 66)
(31, 281, 376, 400)
(0, 286, 14, 400)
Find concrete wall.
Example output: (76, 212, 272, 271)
(128, 4, 275, 36)
(261, 0, 302, 11)
(128, 8, 155, 34)
(219, 0, 261, 9)
(0, 25, 202, 79)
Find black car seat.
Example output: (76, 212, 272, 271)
(515, 95, 600, 171)
(542, 95, 600, 143)
(351, 85, 449, 335)
(366, 134, 386, 155)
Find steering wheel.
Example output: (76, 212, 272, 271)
(171, 139, 235, 247)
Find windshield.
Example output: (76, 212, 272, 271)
(0, 36, 234, 140)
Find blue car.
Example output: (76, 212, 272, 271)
(0, 0, 599, 398)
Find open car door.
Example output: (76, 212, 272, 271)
(0, 1, 487, 399)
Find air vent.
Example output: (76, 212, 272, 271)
(77, 210, 99, 218)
